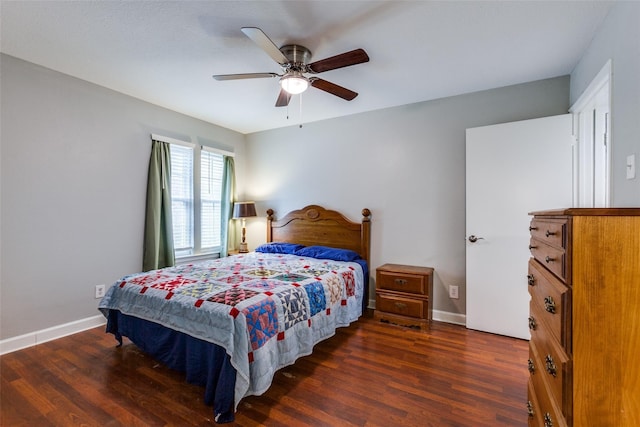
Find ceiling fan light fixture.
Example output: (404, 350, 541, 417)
(280, 72, 309, 95)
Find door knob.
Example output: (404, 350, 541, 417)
(468, 235, 485, 243)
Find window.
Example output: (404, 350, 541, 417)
(169, 143, 225, 258)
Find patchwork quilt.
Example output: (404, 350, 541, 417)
(98, 252, 364, 408)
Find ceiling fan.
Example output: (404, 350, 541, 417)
(213, 27, 369, 107)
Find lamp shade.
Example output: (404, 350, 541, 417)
(233, 201, 257, 219)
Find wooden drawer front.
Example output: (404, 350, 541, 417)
(529, 341, 569, 427)
(376, 291, 427, 319)
(529, 239, 567, 282)
(530, 218, 567, 250)
(528, 379, 544, 427)
(377, 271, 426, 295)
(528, 260, 571, 352)
(530, 323, 571, 419)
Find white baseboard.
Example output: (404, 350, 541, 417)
(432, 309, 466, 326)
(0, 314, 107, 355)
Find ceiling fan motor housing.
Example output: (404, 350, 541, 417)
(279, 44, 312, 68)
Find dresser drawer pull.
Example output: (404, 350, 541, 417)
(529, 244, 537, 250)
(544, 296, 556, 314)
(394, 278, 408, 286)
(545, 354, 557, 377)
(529, 226, 538, 231)
(544, 412, 554, 427)
(527, 358, 535, 374)
(544, 255, 555, 263)
(527, 274, 535, 286)
(545, 230, 556, 237)
(528, 316, 537, 330)
(394, 302, 408, 310)
(527, 401, 535, 418)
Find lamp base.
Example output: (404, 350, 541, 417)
(239, 242, 249, 253)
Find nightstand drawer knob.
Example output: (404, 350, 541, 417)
(528, 316, 537, 330)
(527, 358, 535, 374)
(545, 230, 556, 237)
(527, 274, 535, 286)
(394, 302, 408, 311)
(394, 278, 408, 285)
(527, 401, 534, 418)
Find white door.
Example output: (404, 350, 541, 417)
(466, 114, 573, 339)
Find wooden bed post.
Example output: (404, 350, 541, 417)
(266, 208, 274, 242)
(361, 208, 371, 266)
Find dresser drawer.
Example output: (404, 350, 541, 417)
(529, 217, 568, 250)
(376, 267, 431, 295)
(528, 259, 572, 352)
(530, 323, 571, 420)
(529, 239, 568, 283)
(376, 291, 428, 319)
(528, 379, 544, 427)
(529, 340, 569, 427)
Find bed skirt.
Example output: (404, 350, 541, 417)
(105, 310, 237, 423)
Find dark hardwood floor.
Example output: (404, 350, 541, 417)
(1, 317, 529, 426)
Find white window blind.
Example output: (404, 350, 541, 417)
(170, 144, 194, 254)
(200, 149, 223, 250)
(162, 137, 227, 259)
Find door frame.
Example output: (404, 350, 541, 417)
(570, 59, 612, 208)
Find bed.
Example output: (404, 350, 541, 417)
(99, 205, 371, 423)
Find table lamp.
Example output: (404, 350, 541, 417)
(232, 201, 257, 253)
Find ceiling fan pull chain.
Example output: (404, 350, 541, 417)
(299, 94, 303, 128)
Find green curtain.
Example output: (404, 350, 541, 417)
(220, 156, 236, 257)
(142, 140, 175, 271)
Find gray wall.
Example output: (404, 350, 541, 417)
(0, 54, 245, 339)
(570, 1, 640, 206)
(244, 76, 570, 318)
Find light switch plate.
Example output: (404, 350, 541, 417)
(627, 154, 636, 180)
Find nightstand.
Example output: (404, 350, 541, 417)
(374, 263, 433, 329)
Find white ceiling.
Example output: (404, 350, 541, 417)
(1, 1, 613, 134)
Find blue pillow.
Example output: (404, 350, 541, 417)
(294, 245, 362, 261)
(255, 242, 305, 254)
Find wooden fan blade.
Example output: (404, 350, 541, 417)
(213, 72, 278, 81)
(241, 27, 289, 65)
(307, 48, 369, 73)
(275, 89, 291, 107)
(310, 78, 358, 101)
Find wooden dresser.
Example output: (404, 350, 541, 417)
(527, 208, 640, 427)
(374, 263, 433, 329)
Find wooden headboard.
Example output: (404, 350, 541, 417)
(266, 205, 371, 265)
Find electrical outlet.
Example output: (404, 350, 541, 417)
(95, 284, 106, 299)
(449, 285, 459, 299)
